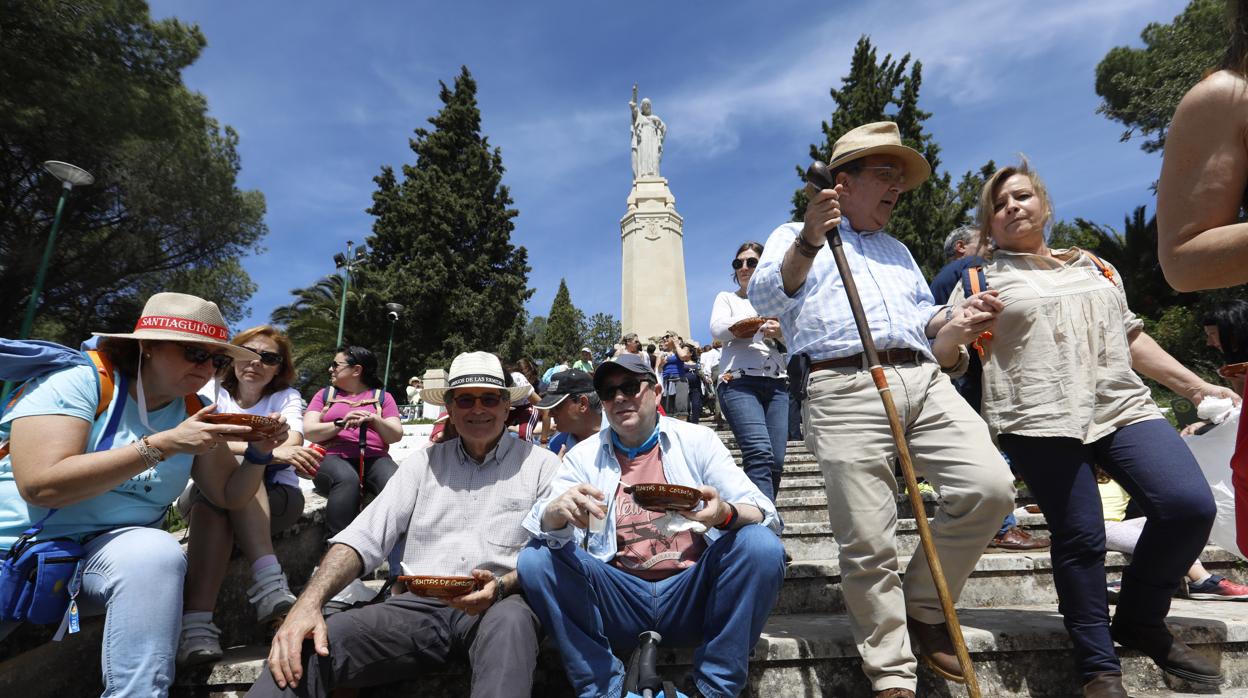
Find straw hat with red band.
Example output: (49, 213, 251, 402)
(821, 121, 931, 193)
(92, 292, 258, 363)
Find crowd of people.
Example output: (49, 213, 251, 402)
(4, 16, 1248, 698)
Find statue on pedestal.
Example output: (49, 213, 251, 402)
(629, 84, 666, 179)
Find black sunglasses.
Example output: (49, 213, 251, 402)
(596, 378, 649, 402)
(242, 348, 283, 366)
(731, 258, 759, 270)
(450, 393, 505, 409)
(178, 343, 233, 369)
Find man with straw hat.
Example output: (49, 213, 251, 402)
(748, 122, 1015, 697)
(256, 351, 561, 698)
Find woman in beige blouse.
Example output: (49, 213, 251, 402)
(961, 160, 1238, 698)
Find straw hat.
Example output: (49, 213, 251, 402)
(824, 121, 931, 192)
(92, 292, 257, 362)
(421, 351, 531, 406)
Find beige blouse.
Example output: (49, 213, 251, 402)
(952, 247, 1161, 444)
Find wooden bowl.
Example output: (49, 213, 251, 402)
(201, 413, 282, 442)
(624, 483, 702, 512)
(397, 575, 478, 598)
(728, 316, 767, 337)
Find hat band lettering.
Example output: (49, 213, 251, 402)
(449, 373, 504, 388)
(135, 315, 229, 341)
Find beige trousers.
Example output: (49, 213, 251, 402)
(803, 361, 1015, 692)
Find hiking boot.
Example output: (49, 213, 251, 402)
(874, 689, 916, 698)
(247, 566, 297, 625)
(1110, 615, 1223, 685)
(176, 617, 223, 668)
(1185, 575, 1248, 601)
(907, 616, 964, 683)
(1083, 672, 1127, 698)
(987, 525, 1051, 552)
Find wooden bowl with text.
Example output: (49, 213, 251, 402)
(728, 316, 767, 337)
(624, 483, 702, 512)
(201, 413, 282, 442)
(397, 575, 478, 599)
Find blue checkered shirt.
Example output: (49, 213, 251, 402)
(748, 219, 940, 362)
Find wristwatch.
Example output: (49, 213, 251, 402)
(492, 574, 507, 604)
(333, 418, 346, 428)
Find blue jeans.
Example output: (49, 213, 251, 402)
(517, 525, 785, 698)
(717, 376, 788, 502)
(80, 526, 186, 697)
(999, 418, 1215, 680)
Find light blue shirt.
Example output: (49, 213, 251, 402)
(748, 219, 940, 362)
(0, 364, 195, 550)
(523, 416, 781, 561)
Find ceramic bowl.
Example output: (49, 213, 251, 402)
(624, 483, 702, 512)
(201, 413, 282, 442)
(396, 575, 478, 598)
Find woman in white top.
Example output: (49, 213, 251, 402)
(178, 325, 324, 667)
(709, 241, 788, 502)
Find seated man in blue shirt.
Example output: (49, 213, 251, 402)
(518, 354, 785, 698)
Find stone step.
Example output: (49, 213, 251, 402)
(774, 545, 1242, 615)
(170, 599, 1248, 697)
(780, 513, 1050, 560)
(778, 491, 1037, 523)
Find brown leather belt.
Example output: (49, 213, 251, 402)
(810, 348, 921, 372)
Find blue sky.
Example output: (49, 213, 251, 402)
(149, 0, 1188, 348)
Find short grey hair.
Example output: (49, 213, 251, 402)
(942, 225, 978, 261)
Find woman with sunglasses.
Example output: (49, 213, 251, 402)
(177, 325, 324, 666)
(0, 293, 288, 696)
(304, 346, 403, 539)
(710, 241, 789, 502)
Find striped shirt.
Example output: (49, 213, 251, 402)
(331, 434, 560, 577)
(748, 219, 940, 362)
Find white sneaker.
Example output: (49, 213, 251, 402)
(247, 566, 296, 625)
(177, 617, 223, 668)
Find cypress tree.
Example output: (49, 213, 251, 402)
(537, 279, 585, 368)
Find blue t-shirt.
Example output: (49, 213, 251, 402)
(0, 364, 196, 550)
(662, 353, 689, 379)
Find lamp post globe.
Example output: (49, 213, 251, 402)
(383, 302, 405, 393)
(18, 161, 95, 340)
(333, 240, 367, 348)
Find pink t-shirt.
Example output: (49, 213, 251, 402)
(611, 446, 707, 581)
(307, 387, 399, 459)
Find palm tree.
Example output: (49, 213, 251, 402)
(271, 274, 361, 396)
(1072, 206, 1195, 318)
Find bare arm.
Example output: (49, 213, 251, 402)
(268, 544, 363, 689)
(302, 409, 342, 443)
(781, 183, 843, 295)
(1129, 330, 1239, 405)
(1157, 71, 1248, 291)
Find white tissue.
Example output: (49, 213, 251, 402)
(1197, 396, 1237, 424)
(651, 511, 707, 537)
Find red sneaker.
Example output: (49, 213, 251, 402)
(1186, 575, 1248, 601)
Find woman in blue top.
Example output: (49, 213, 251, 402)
(657, 332, 693, 420)
(0, 293, 289, 697)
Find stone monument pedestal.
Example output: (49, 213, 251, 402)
(620, 176, 690, 342)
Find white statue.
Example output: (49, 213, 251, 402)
(629, 84, 666, 179)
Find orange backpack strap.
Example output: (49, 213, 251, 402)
(85, 350, 116, 421)
(1082, 250, 1116, 286)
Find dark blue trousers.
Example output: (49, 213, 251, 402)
(717, 376, 789, 502)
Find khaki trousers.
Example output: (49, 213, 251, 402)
(803, 361, 1015, 692)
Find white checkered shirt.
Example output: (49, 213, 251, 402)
(747, 219, 940, 362)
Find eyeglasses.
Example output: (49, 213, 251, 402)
(596, 378, 649, 402)
(450, 393, 505, 409)
(178, 343, 233, 369)
(731, 258, 759, 270)
(242, 347, 283, 366)
(863, 165, 906, 188)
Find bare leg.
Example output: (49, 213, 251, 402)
(183, 500, 235, 613)
(230, 484, 277, 564)
(1187, 561, 1211, 582)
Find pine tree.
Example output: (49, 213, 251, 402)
(291, 66, 531, 389)
(537, 279, 585, 367)
(792, 36, 988, 277)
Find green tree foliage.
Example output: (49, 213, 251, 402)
(793, 36, 990, 277)
(271, 274, 360, 396)
(536, 279, 585, 367)
(278, 67, 532, 393)
(0, 0, 265, 341)
(1095, 0, 1228, 153)
(584, 312, 622, 362)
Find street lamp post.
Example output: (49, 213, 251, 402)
(332, 240, 367, 348)
(18, 161, 95, 339)
(382, 302, 405, 393)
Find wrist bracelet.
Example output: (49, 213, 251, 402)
(243, 445, 275, 465)
(133, 436, 164, 468)
(794, 234, 821, 258)
(715, 502, 739, 531)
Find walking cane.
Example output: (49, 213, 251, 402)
(356, 421, 369, 513)
(806, 162, 982, 696)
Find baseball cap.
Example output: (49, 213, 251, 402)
(592, 353, 658, 392)
(536, 369, 595, 409)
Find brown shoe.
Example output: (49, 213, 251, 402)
(874, 689, 916, 698)
(1110, 615, 1223, 685)
(987, 525, 1051, 552)
(907, 616, 965, 683)
(1082, 672, 1127, 697)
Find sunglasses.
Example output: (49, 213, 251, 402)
(731, 258, 759, 270)
(242, 348, 283, 366)
(596, 378, 650, 402)
(450, 393, 505, 409)
(329, 361, 353, 371)
(178, 343, 233, 369)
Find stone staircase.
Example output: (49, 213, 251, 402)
(4, 428, 1248, 697)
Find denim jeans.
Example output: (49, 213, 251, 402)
(999, 418, 1215, 680)
(517, 525, 785, 698)
(717, 376, 788, 502)
(79, 526, 187, 697)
